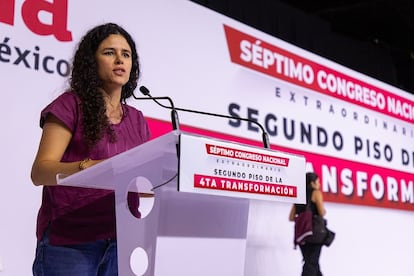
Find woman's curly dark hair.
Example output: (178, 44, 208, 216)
(70, 23, 140, 149)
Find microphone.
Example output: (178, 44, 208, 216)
(132, 86, 180, 130)
(138, 86, 270, 149)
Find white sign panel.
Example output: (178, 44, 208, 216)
(178, 133, 306, 203)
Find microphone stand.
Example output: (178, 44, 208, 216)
(132, 94, 180, 131)
(173, 105, 270, 149)
(134, 86, 270, 149)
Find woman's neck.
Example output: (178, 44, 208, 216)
(101, 88, 123, 124)
(100, 87, 121, 103)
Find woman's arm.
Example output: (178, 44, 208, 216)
(31, 115, 99, 186)
(288, 204, 296, 221)
(312, 190, 326, 217)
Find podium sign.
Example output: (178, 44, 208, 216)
(57, 131, 306, 275)
(179, 133, 305, 203)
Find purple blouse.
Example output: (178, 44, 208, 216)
(35, 91, 150, 245)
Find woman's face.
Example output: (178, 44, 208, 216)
(95, 34, 132, 92)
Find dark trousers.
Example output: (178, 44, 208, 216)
(299, 243, 323, 276)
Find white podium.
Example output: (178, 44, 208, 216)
(58, 131, 305, 275)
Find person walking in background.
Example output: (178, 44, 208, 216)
(30, 23, 150, 275)
(289, 172, 326, 276)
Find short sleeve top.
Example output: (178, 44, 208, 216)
(36, 91, 150, 245)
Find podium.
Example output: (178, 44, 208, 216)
(58, 131, 305, 275)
